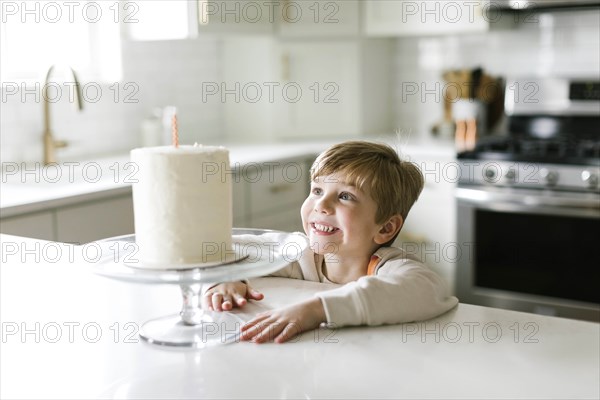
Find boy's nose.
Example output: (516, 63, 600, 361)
(314, 196, 334, 214)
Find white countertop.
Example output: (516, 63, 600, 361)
(1, 234, 598, 399)
(0, 137, 455, 218)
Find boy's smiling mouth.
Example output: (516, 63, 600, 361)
(311, 222, 340, 235)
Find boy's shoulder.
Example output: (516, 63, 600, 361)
(373, 245, 425, 271)
(374, 245, 416, 260)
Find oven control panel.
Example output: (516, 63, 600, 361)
(459, 161, 600, 191)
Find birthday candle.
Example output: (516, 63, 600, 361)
(171, 114, 179, 148)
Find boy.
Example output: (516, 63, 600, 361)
(203, 141, 458, 343)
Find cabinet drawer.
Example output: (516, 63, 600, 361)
(247, 165, 308, 217)
(232, 177, 247, 221)
(56, 195, 134, 244)
(0, 211, 55, 241)
(249, 207, 304, 233)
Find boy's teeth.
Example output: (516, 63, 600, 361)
(314, 223, 336, 233)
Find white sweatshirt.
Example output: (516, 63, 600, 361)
(252, 233, 459, 328)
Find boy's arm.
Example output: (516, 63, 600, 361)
(315, 261, 458, 327)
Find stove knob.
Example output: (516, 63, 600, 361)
(539, 168, 559, 186)
(505, 169, 516, 183)
(484, 167, 497, 182)
(581, 171, 599, 189)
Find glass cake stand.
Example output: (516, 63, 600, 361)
(91, 228, 307, 348)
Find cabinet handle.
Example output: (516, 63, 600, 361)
(269, 183, 293, 194)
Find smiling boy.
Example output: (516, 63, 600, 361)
(203, 141, 458, 343)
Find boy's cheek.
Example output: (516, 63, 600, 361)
(300, 201, 312, 233)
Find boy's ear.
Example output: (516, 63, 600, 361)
(374, 215, 404, 245)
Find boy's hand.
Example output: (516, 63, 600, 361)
(240, 298, 326, 344)
(202, 282, 264, 312)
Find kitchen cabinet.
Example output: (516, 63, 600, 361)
(237, 158, 311, 232)
(275, 40, 359, 138)
(251, 207, 304, 232)
(232, 175, 248, 227)
(395, 153, 457, 293)
(55, 195, 134, 244)
(364, 0, 488, 37)
(221, 37, 394, 141)
(0, 211, 55, 241)
(276, 0, 360, 37)
(274, 39, 394, 139)
(1, 194, 135, 244)
(194, 0, 359, 37)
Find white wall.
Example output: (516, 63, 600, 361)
(1, 37, 223, 163)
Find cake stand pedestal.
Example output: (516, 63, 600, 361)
(91, 228, 306, 348)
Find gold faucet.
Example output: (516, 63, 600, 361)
(42, 65, 84, 165)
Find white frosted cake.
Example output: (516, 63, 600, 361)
(130, 145, 232, 268)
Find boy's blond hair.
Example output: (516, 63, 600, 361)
(310, 141, 424, 227)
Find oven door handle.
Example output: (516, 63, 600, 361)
(456, 187, 600, 217)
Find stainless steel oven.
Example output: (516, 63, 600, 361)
(456, 78, 600, 322)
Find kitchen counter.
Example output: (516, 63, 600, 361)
(1, 234, 598, 399)
(0, 136, 455, 218)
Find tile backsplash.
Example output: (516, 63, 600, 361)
(393, 9, 600, 136)
(1, 9, 599, 163)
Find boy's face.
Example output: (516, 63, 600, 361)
(301, 173, 383, 258)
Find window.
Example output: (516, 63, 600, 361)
(126, 0, 191, 41)
(1, 0, 122, 83)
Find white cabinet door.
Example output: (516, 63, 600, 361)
(244, 159, 309, 232)
(0, 211, 55, 241)
(365, 0, 488, 37)
(55, 195, 134, 244)
(276, 40, 361, 138)
(277, 0, 360, 37)
(250, 207, 304, 232)
(233, 176, 249, 227)
(395, 155, 457, 293)
(247, 164, 308, 217)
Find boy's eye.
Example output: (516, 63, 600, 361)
(312, 187, 323, 195)
(339, 192, 354, 201)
